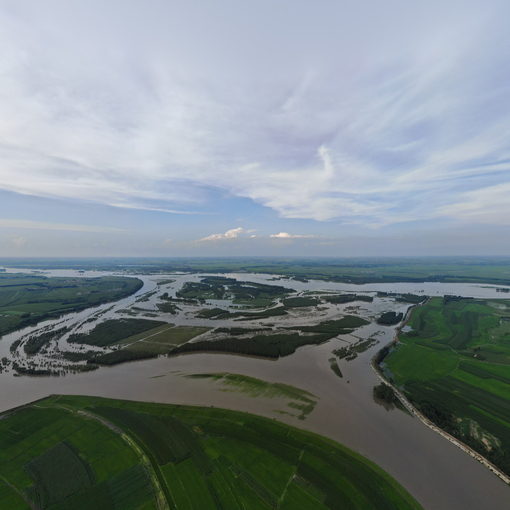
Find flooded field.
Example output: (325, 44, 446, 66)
(1, 268, 509, 510)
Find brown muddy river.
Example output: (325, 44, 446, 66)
(1, 268, 509, 510)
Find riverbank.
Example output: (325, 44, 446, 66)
(372, 300, 510, 487)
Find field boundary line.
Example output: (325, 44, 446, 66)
(54, 404, 171, 510)
(0, 474, 37, 510)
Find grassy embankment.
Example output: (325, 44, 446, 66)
(384, 296, 510, 474)
(0, 274, 142, 337)
(0, 395, 423, 510)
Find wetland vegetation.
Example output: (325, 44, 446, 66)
(0, 274, 142, 336)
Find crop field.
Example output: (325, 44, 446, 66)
(86, 324, 210, 365)
(384, 297, 510, 474)
(0, 395, 422, 510)
(125, 326, 210, 355)
(0, 274, 142, 336)
(0, 400, 154, 509)
(68, 318, 167, 347)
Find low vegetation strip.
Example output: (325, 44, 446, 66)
(183, 372, 318, 419)
(0, 274, 142, 336)
(282, 296, 319, 307)
(323, 294, 374, 304)
(170, 331, 332, 359)
(68, 318, 167, 347)
(0, 395, 422, 510)
(383, 296, 510, 475)
(196, 306, 288, 321)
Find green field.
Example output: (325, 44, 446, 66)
(86, 324, 210, 365)
(123, 325, 210, 355)
(0, 395, 422, 510)
(68, 318, 167, 347)
(384, 296, 510, 473)
(0, 274, 143, 336)
(5, 257, 510, 285)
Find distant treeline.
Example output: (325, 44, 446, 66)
(88, 349, 157, 366)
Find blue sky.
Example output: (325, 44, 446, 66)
(1, 0, 510, 257)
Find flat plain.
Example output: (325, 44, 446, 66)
(0, 274, 142, 336)
(385, 296, 510, 474)
(0, 395, 423, 510)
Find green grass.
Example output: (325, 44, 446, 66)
(0, 394, 423, 510)
(385, 296, 510, 474)
(0, 274, 142, 336)
(68, 318, 167, 347)
(282, 296, 319, 308)
(0, 400, 154, 509)
(118, 324, 210, 355)
(0, 479, 28, 509)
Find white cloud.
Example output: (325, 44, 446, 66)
(0, 219, 124, 233)
(0, 1, 508, 228)
(269, 232, 315, 239)
(199, 227, 247, 242)
(440, 182, 510, 225)
(9, 235, 27, 248)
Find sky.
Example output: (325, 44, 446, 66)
(1, 0, 510, 257)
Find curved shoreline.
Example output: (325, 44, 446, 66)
(372, 303, 510, 487)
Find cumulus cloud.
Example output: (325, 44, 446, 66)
(0, 1, 509, 228)
(270, 232, 315, 239)
(199, 227, 248, 242)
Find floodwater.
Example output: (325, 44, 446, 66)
(1, 268, 510, 510)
